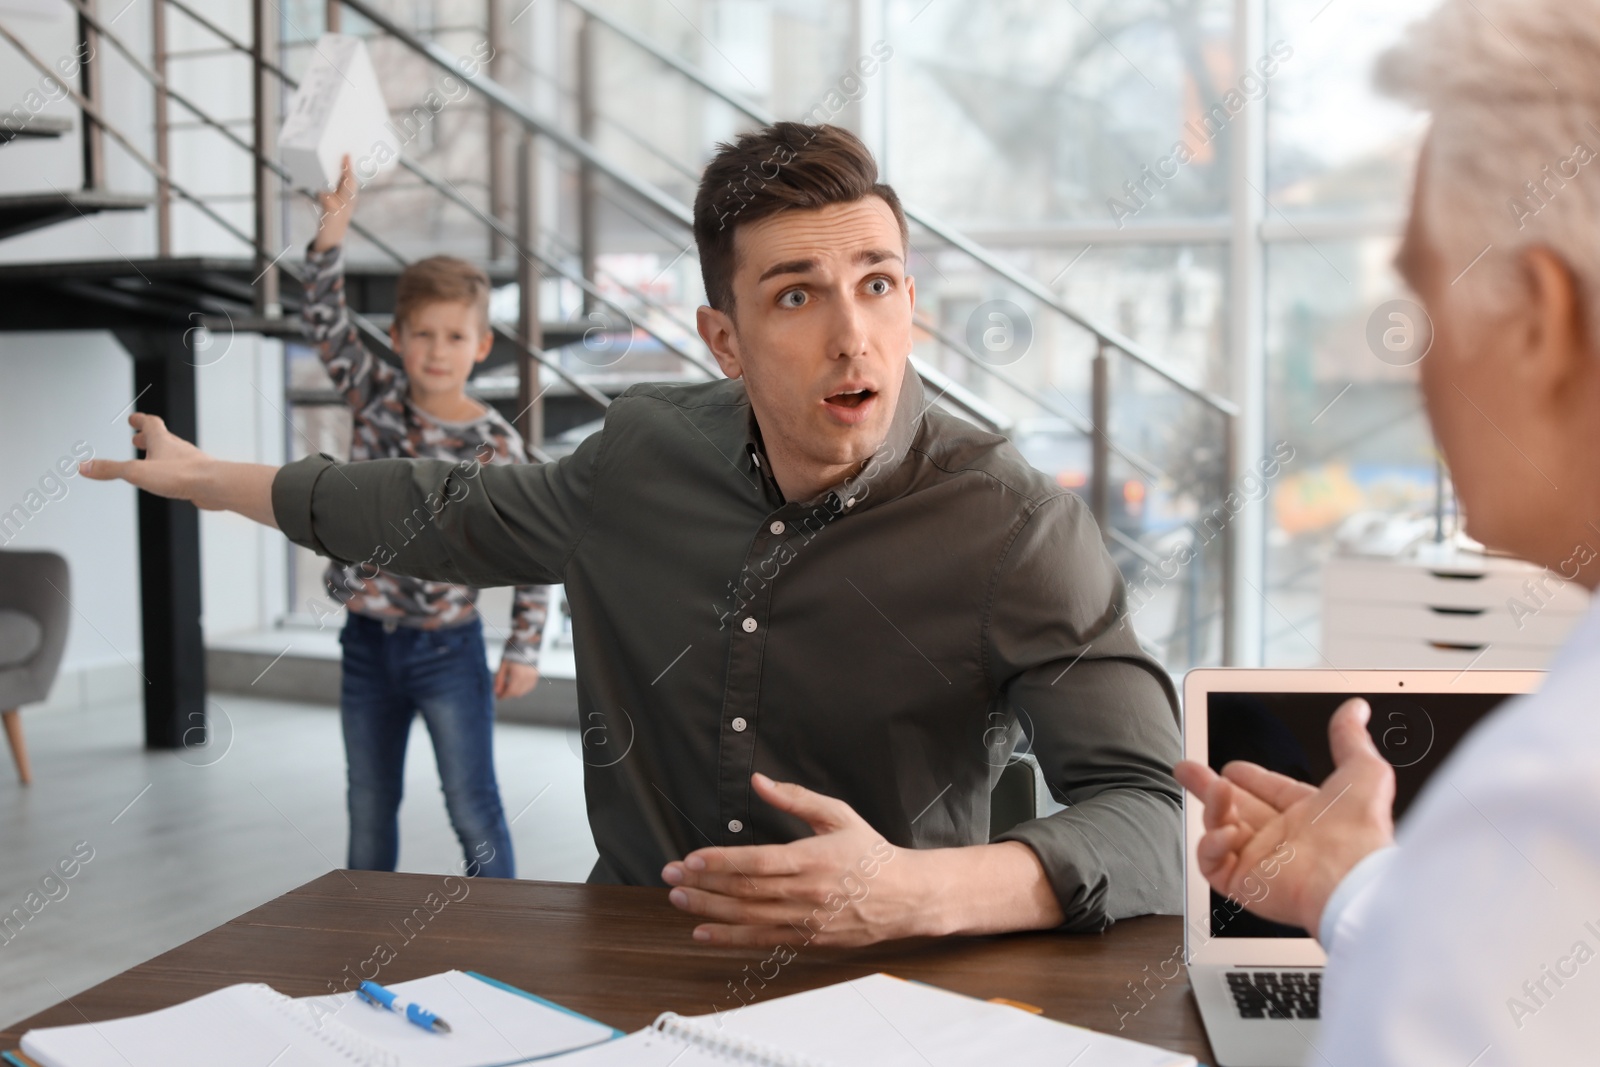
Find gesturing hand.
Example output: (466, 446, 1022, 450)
(311, 154, 359, 252)
(1173, 697, 1397, 935)
(81, 412, 280, 527)
(81, 413, 211, 505)
(661, 772, 923, 948)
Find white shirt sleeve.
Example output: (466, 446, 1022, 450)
(1315, 656, 1600, 1067)
(1317, 844, 1399, 950)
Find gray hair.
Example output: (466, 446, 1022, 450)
(1377, 0, 1600, 330)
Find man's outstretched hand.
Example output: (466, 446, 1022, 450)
(1173, 697, 1397, 936)
(81, 412, 280, 528)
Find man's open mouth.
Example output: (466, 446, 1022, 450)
(823, 388, 876, 410)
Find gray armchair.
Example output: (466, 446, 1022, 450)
(0, 550, 71, 785)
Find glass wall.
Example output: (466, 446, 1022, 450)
(1262, 239, 1437, 664)
(1261, 0, 1435, 664)
(884, 0, 1234, 227)
(277, 0, 1445, 668)
(880, 0, 1438, 665)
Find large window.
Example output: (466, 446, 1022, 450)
(885, 0, 1438, 666)
(1261, 0, 1434, 665)
(879, 0, 1435, 665)
(275, 0, 1442, 669)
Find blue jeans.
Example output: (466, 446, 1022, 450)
(339, 613, 514, 879)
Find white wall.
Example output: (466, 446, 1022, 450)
(195, 331, 287, 639)
(0, 329, 287, 707)
(0, 331, 141, 679)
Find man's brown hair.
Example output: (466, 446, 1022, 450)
(394, 255, 492, 333)
(693, 122, 908, 315)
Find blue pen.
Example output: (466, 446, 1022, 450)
(357, 980, 453, 1033)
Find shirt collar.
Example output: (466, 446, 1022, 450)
(744, 364, 927, 517)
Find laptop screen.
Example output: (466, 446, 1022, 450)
(1205, 689, 1516, 938)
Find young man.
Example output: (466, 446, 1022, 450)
(1175, 1, 1600, 1061)
(84, 124, 1182, 945)
(303, 157, 543, 880)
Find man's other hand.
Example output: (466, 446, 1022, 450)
(661, 772, 928, 948)
(81, 412, 280, 528)
(494, 660, 539, 700)
(1173, 697, 1396, 935)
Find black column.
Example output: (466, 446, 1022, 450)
(113, 328, 206, 749)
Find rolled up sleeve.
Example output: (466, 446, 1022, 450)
(987, 492, 1184, 931)
(270, 424, 606, 588)
(272, 452, 343, 558)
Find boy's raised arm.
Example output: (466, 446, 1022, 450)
(306, 156, 394, 407)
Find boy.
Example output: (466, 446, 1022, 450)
(305, 156, 542, 879)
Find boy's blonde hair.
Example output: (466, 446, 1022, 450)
(394, 255, 491, 333)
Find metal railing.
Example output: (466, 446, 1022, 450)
(551, 0, 1240, 660)
(53, 0, 617, 433)
(158, 0, 718, 383)
(168, 0, 1015, 438)
(4, 0, 1239, 663)
(337, 0, 1029, 436)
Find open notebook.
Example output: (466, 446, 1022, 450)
(15, 971, 620, 1067)
(14, 970, 1192, 1067)
(546, 972, 1195, 1067)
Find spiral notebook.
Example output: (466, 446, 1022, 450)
(545, 973, 1195, 1067)
(15, 971, 620, 1067)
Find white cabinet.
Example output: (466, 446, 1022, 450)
(1321, 547, 1588, 670)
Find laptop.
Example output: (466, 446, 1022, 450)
(1181, 668, 1542, 1067)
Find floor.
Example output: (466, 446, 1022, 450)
(0, 694, 598, 1031)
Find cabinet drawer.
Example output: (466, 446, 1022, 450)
(1323, 600, 1582, 648)
(1322, 557, 1589, 614)
(1324, 635, 1561, 671)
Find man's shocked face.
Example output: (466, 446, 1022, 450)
(697, 196, 915, 492)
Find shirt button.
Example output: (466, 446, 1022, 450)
(845, 497, 857, 508)
(741, 617, 758, 633)
(727, 819, 744, 833)
(769, 520, 785, 535)
(731, 716, 748, 732)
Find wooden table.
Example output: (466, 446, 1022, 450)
(1, 871, 1214, 1061)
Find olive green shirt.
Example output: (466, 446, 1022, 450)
(273, 367, 1183, 930)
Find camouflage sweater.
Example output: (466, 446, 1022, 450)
(302, 243, 547, 665)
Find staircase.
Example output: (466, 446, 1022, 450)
(0, 0, 1242, 749)
(0, 101, 145, 236)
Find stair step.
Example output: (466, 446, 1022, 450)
(0, 114, 73, 144)
(0, 190, 151, 241)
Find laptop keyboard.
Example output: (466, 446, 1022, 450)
(1225, 970, 1321, 1020)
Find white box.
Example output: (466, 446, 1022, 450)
(278, 34, 398, 191)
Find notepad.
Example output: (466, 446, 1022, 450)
(18, 971, 619, 1067)
(546, 973, 1195, 1067)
